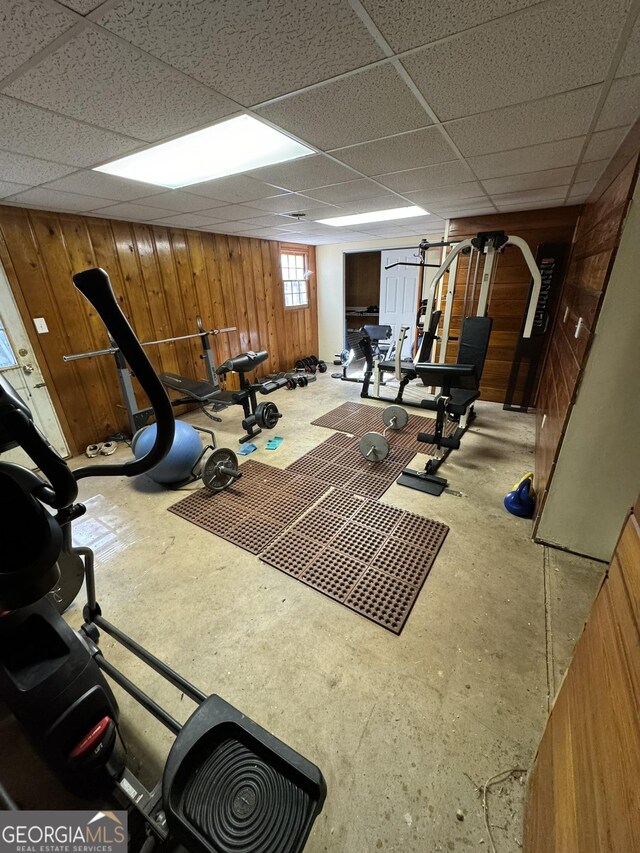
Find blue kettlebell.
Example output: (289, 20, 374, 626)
(504, 474, 535, 518)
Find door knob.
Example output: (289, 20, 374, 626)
(23, 363, 35, 374)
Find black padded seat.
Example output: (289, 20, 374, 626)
(447, 388, 481, 415)
(160, 373, 218, 402)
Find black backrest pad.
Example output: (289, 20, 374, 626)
(362, 325, 392, 342)
(416, 310, 442, 362)
(457, 317, 493, 381)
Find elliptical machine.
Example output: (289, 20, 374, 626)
(0, 268, 325, 851)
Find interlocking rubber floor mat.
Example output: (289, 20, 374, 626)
(287, 433, 415, 500)
(311, 402, 457, 454)
(168, 460, 330, 554)
(260, 490, 449, 634)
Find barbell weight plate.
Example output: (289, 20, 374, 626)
(358, 431, 390, 462)
(48, 549, 85, 614)
(383, 404, 409, 431)
(317, 361, 327, 373)
(255, 400, 281, 429)
(203, 447, 240, 492)
(309, 355, 319, 366)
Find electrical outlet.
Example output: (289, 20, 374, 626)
(575, 317, 584, 339)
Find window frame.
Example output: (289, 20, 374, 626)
(280, 246, 310, 310)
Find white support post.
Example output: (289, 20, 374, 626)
(507, 235, 542, 338)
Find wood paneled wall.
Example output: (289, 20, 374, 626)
(533, 154, 639, 530)
(447, 208, 579, 404)
(345, 251, 381, 308)
(0, 205, 317, 452)
(524, 497, 640, 852)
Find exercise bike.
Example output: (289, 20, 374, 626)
(0, 268, 326, 851)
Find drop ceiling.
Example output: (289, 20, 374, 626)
(0, 0, 639, 244)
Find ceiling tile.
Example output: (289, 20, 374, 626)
(152, 212, 222, 228)
(246, 155, 360, 191)
(490, 185, 571, 204)
(468, 137, 584, 179)
(131, 191, 222, 213)
(404, 183, 486, 205)
(281, 207, 342, 222)
(430, 203, 497, 218)
(0, 0, 78, 79)
(332, 127, 457, 175)
(583, 126, 629, 161)
(202, 203, 262, 221)
(617, 15, 640, 76)
(239, 214, 292, 228)
(481, 167, 576, 195)
(2, 186, 116, 212)
(206, 220, 257, 234)
(326, 196, 417, 217)
(182, 175, 286, 203)
(4, 26, 236, 142)
(256, 64, 429, 150)
(596, 75, 640, 130)
(0, 149, 75, 184)
(56, 0, 104, 12)
(575, 160, 608, 182)
(302, 179, 386, 204)
(246, 193, 330, 213)
(402, 0, 629, 121)
(95, 0, 383, 105)
(42, 169, 166, 201)
(90, 201, 177, 220)
(362, 0, 541, 52)
(567, 180, 595, 200)
(0, 180, 31, 198)
(375, 160, 473, 193)
(496, 198, 568, 212)
(445, 86, 601, 157)
(0, 95, 142, 167)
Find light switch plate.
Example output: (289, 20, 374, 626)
(33, 317, 48, 334)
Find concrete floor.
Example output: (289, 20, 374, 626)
(0, 374, 605, 851)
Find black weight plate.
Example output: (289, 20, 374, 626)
(317, 361, 327, 373)
(203, 447, 240, 492)
(48, 549, 84, 613)
(309, 356, 319, 366)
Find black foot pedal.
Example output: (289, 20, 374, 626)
(397, 470, 448, 496)
(163, 695, 325, 853)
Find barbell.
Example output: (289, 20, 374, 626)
(202, 447, 242, 492)
(358, 404, 409, 462)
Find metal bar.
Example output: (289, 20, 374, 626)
(476, 244, 495, 317)
(438, 254, 458, 364)
(507, 235, 542, 338)
(94, 614, 207, 705)
(63, 326, 237, 362)
(95, 655, 182, 735)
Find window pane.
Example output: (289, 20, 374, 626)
(0, 325, 17, 370)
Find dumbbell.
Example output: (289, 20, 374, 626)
(358, 405, 409, 462)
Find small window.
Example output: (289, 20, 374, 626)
(281, 251, 309, 308)
(0, 318, 18, 371)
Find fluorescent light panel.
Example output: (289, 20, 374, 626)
(94, 115, 314, 188)
(317, 206, 429, 226)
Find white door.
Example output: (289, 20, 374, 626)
(379, 250, 420, 359)
(0, 261, 69, 467)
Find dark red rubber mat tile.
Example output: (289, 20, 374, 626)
(326, 432, 360, 449)
(352, 501, 404, 534)
(331, 521, 386, 563)
(345, 569, 418, 633)
(169, 459, 331, 554)
(258, 493, 448, 634)
(300, 551, 369, 601)
(260, 534, 328, 577)
(316, 490, 365, 518)
(343, 472, 393, 500)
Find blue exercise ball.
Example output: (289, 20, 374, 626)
(132, 420, 202, 485)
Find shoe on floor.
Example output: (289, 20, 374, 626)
(100, 441, 117, 455)
(85, 443, 102, 457)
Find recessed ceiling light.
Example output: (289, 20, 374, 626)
(317, 206, 429, 226)
(94, 115, 314, 188)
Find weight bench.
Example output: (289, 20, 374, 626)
(159, 372, 229, 422)
(216, 350, 287, 443)
(398, 316, 493, 495)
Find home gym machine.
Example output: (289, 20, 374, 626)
(63, 316, 236, 433)
(362, 231, 542, 409)
(0, 268, 326, 850)
(397, 316, 493, 496)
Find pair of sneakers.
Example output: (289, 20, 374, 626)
(85, 441, 117, 458)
